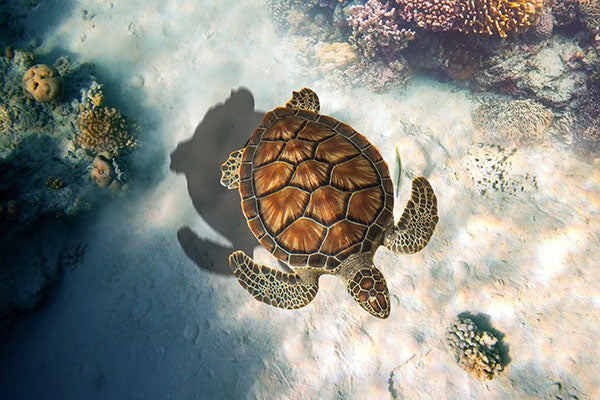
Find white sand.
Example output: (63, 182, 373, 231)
(1, 1, 599, 399)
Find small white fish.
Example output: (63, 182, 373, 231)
(393, 146, 402, 197)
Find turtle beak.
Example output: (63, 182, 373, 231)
(347, 266, 390, 319)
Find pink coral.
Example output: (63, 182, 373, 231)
(347, 0, 415, 59)
(396, 0, 459, 31)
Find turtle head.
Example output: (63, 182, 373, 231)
(346, 266, 390, 319)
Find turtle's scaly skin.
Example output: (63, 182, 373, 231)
(229, 251, 318, 309)
(238, 106, 394, 270)
(384, 176, 438, 254)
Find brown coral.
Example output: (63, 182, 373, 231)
(456, 0, 541, 37)
(578, 0, 600, 30)
(446, 317, 506, 380)
(472, 98, 554, 144)
(45, 177, 65, 191)
(440, 37, 482, 80)
(77, 106, 137, 156)
(22, 64, 64, 102)
(90, 153, 115, 188)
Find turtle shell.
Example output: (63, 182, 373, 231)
(238, 106, 394, 270)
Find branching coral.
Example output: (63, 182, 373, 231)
(446, 317, 506, 380)
(348, 0, 415, 59)
(395, 0, 540, 37)
(472, 98, 554, 144)
(77, 106, 137, 156)
(455, 0, 541, 37)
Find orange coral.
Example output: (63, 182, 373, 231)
(22, 64, 64, 102)
(457, 0, 541, 37)
(77, 106, 137, 156)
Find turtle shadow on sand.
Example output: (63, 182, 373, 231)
(170, 88, 264, 275)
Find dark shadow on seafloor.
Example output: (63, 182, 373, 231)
(170, 88, 264, 276)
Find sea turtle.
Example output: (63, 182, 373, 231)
(220, 88, 438, 318)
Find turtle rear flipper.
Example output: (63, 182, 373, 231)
(229, 251, 319, 309)
(285, 88, 320, 113)
(384, 177, 438, 254)
(220, 149, 244, 189)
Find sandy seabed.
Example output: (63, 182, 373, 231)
(1, 0, 599, 399)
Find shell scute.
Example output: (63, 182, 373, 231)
(254, 141, 284, 167)
(295, 108, 318, 121)
(334, 122, 355, 137)
(315, 134, 361, 163)
(273, 107, 296, 118)
(330, 157, 379, 191)
(279, 139, 316, 164)
(305, 186, 348, 225)
(347, 187, 383, 224)
(297, 121, 335, 141)
(277, 217, 327, 254)
(289, 160, 330, 191)
(316, 114, 339, 129)
(262, 118, 299, 141)
(320, 220, 367, 255)
(238, 110, 393, 269)
(253, 161, 294, 194)
(259, 186, 309, 235)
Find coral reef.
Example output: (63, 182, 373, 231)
(395, 0, 540, 37)
(464, 143, 537, 196)
(439, 35, 482, 80)
(90, 152, 124, 191)
(77, 106, 137, 156)
(446, 317, 506, 380)
(550, 0, 579, 26)
(396, 0, 460, 31)
(532, 11, 554, 38)
(22, 64, 64, 102)
(347, 0, 415, 59)
(345, 58, 412, 92)
(269, 0, 346, 42)
(578, 0, 600, 30)
(572, 83, 600, 154)
(473, 35, 588, 107)
(455, 0, 541, 37)
(314, 42, 359, 74)
(0, 48, 137, 331)
(472, 98, 554, 144)
(45, 177, 66, 191)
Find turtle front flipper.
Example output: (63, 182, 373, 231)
(285, 88, 320, 113)
(220, 149, 244, 189)
(384, 177, 439, 254)
(229, 251, 319, 310)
